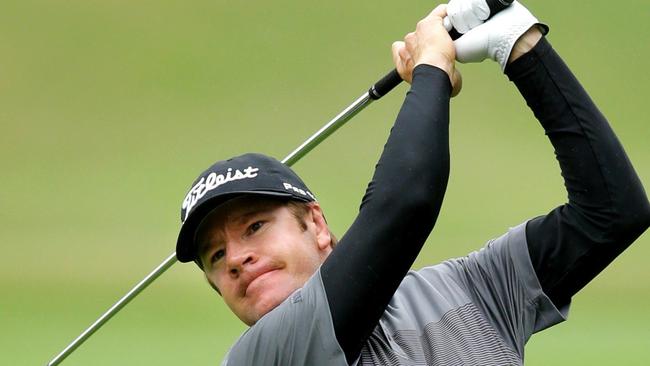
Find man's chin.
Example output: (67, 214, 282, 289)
(245, 285, 297, 324)
(239, 272, 310, 325)
(240, 299, 281, 326)
(255, 291, 290, 317)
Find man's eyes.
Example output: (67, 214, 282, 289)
(208, 220, 266, 265)
(211, 249, 225, 264)
(247, 220, 265, 234)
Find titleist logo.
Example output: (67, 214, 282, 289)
(182, 166, 259, 221)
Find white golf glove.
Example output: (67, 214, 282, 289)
(446, 0, 490, 34)
(452, 1, 547, 71)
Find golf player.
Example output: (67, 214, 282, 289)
(175, 1, 650, 365)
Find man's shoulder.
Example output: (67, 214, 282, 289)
(224, 269, 347, 366)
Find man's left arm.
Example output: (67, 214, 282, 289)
(506, 29, 650, 307)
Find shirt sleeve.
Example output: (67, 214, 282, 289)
(320, 65, 453, 363)
(505, 37, 650, 307)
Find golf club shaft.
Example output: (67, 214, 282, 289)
(47, 253, 178, 366)
(46, 76, 397, 366)
(283, 92, 374, 166)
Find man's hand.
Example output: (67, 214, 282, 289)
(447, 0, 490, 34)
(392, 5, 462, 97)
(452, 0, 546, 71)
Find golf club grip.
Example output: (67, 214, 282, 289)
(449, 0, 514, 38)
(369, 0, 514, 100)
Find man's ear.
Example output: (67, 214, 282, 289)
(307, 203, 332, 252)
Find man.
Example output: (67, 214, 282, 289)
(175, 1, 650, 365)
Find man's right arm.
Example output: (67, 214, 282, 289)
(320, 6, 457, 363)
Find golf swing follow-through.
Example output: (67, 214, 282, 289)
(48, 0, 650, 365)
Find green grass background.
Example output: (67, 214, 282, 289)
(2, 0, 649, 364)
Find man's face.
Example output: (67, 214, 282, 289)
(196, 197, 332, 326)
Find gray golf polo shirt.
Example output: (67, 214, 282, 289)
(222, 223, 569, 365)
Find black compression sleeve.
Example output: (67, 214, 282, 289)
(505, 37, 650, 306)
(320, 65, 452, 363)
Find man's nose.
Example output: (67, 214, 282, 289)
(226, 246, 256, 277)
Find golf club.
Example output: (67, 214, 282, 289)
(46, 1, 513, 364)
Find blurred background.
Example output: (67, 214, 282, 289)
(2, 0, 649, 364)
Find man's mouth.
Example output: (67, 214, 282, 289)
(242, 268, 278, 297)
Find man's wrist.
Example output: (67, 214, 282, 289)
(415, 56, 454, 85)
(508, 26, 544, 64)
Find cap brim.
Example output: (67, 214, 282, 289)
(175, 190, 298, 263)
